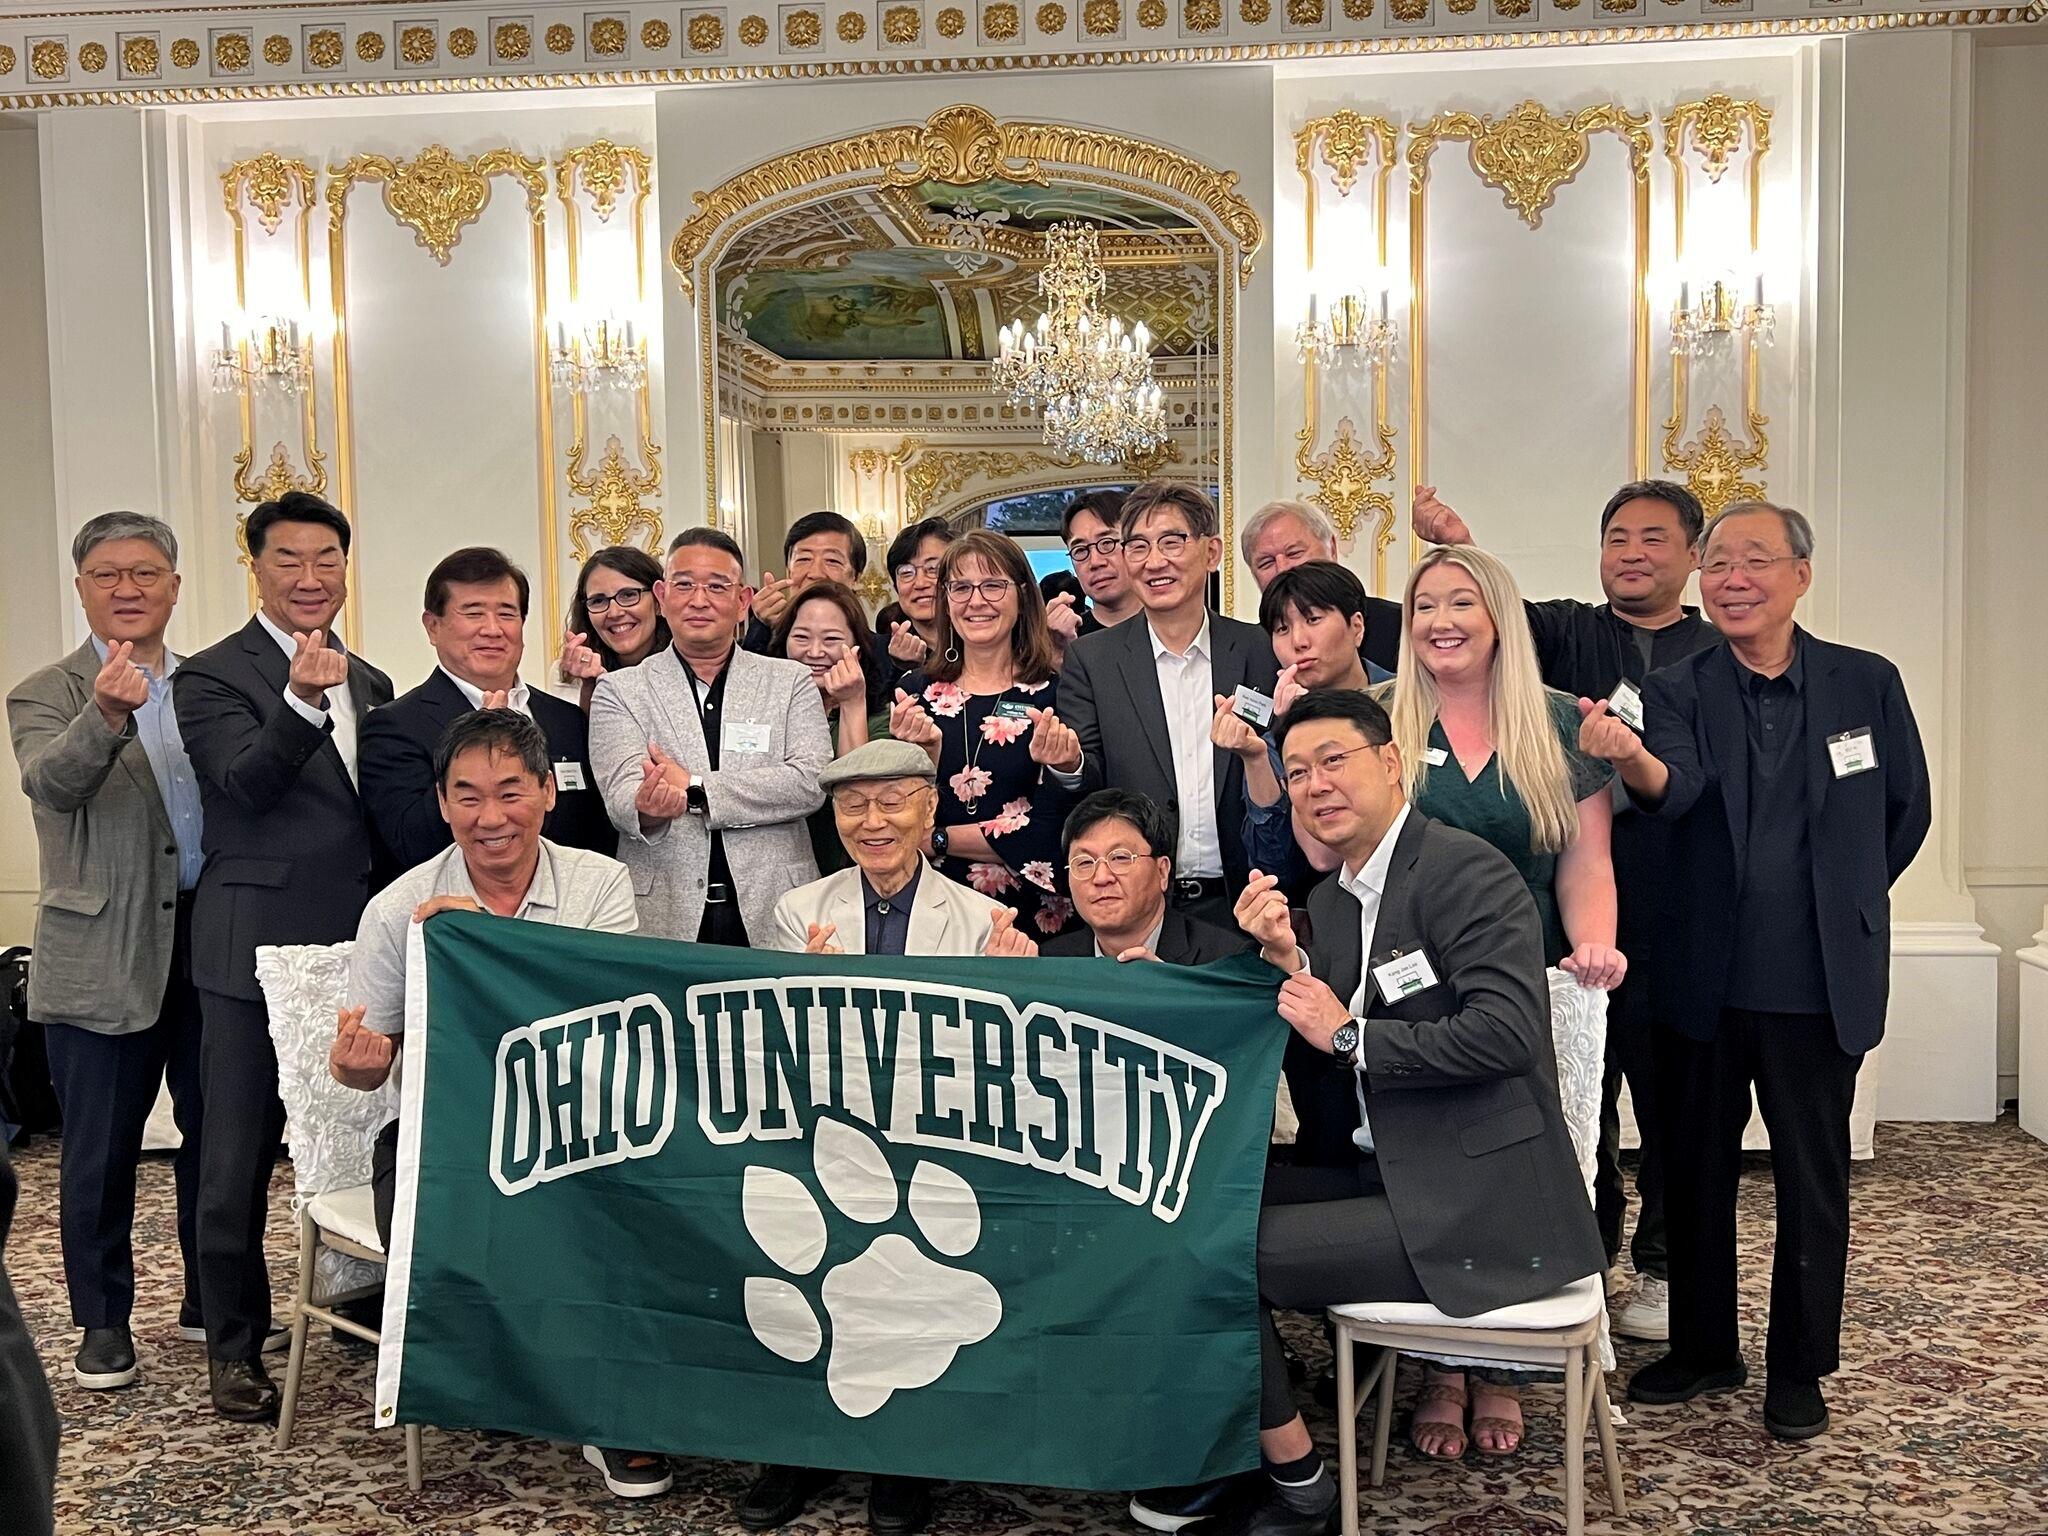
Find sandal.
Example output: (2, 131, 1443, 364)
(1469, 1380, 1524, 1458)
(1409, 1370, 1468, 1461)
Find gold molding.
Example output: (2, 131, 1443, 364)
(327, 143, 546, 265)
(669, 102, 1264, 293)
(233, 438, 327, 503)
(567, 434, 665, 558)
(863, 434, 1197, 525)
(1296, 416, 1395, 550)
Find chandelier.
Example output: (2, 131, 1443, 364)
(550, 311, 648, 396)
(1670, 273, 1776, 358)
(991, 222, 1167, 466)
(210, 316, 311, 397)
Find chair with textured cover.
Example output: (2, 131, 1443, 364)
(1328, 969, 1626, 1536)
(255, 940, 422, 1490)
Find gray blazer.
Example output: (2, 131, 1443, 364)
(7, 642, 180, 1032)
(587, 644, 831, 945)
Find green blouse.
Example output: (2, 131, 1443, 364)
(1407, 689, 1614, 964)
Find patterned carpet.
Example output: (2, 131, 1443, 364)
(9, 1118, 2047, 1535)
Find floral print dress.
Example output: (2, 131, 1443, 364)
(901, 671, 1081, 938)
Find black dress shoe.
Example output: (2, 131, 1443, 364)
(1132, 1472, 1266, 1532)
(868, 1474, 935, 1535)
(75, 1327, 139, 1390)
(739, 1464, 839, 1529)
(1763, 1378, 1830, 1440)
(208, 1356, 280, 1422)
(1185, 1484, 1338, 1536)
(1628, 1352, 1748, 1405)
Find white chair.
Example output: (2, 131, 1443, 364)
(1328, 971, 1627, 1536)
(255, 940, 422, 1490)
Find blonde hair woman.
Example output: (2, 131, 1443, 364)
(1381, 542, 1625, 1463)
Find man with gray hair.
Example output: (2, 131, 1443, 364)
(1239, 499, 1401, 672)
(7, 511, 211, 1395)
(1578, 499, 1931, 1442)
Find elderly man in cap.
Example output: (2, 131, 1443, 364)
(748, 738, 1035, 1536)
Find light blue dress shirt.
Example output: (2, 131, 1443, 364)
(94, 636, 205, 891)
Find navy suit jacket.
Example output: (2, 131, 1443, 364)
(1638, 628, 1930, 1054)
(1039, 905, 1251, 963)
(357, 668, 614, 871)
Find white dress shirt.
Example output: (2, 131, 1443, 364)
(440, 665, 532, 719)
(1148, 616, 1222, 880)
(257, 607, 360, 786)
(1334, 801, 1411, 1152)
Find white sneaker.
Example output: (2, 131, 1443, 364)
(1614, 1274, 1669, 1341)
(179, 1324, 291, 1354)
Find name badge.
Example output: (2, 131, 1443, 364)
(552, 760, 587, 792)
(725, 721, 773, 755)
(1372, 947, 1440, 1003)
(1233, 685, 1275, 728)
(1423, 747, 1449, 767)
(992, 699, 1034, 722)
(1607, 678, 1646, 731)
(1827, 728, 1878, 778)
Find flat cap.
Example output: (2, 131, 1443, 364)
(817, 737, 938, 790)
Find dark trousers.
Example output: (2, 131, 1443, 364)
(698, 895, 750, 948)
(194, 988, 287, 1362)
(1659, 1009, 1861, 1382)
(1593, 982, 1666, 1278)
(372, 1118, 399, 1251)
(44, 956, 205, 1331)
(1256, 1160, 1427, 1429)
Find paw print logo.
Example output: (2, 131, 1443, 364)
(743, 1117, 1001, 1417)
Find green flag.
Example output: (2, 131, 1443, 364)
(376, 912, 1286, 1491)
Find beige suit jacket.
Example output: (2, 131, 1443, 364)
(767, 864, 1002, 958)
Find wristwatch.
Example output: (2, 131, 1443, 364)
(929, 826, 951, 859)
(685, 782, 709, 817)
(1329, 1022, 1360, 1062)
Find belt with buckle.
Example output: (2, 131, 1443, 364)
(1172, 876, 1226, 905)
(704, 882, 733, 904)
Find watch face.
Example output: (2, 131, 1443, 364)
(1331, 1024, 1358, 1057)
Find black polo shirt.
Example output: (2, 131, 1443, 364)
(682, 656, 738, 903)
(1725, 641, 1830, 1014)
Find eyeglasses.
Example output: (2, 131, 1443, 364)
(831, 787, 927, 816)
(1066, 849, 1155, 880)
(1121, 531, 1193, 561)
(1283, 743, 1380, 789)
(82, 565, 171, 589)
(584, 586, 650, 614)
(1700, 554, 1801, 580)
(945, 578, 1015, 604)
(664, 577, 738, 599)
(894, 559, 943, 585)
(1068, 535, 1124, 563)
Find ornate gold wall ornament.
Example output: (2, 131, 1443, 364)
(1666, 404, 1766, 520)
(1138, 0, 1169, 22)
(1479, 0, 1513, 14)
(557, 139, 650, 223)
(840, 10, 870, 38)
(1286, 0, 1326, 23)
(257, 33, 289, 64)
(355, 30, 385, 60)
(1084, 0, 1121, 29)
(1241, 0, 1271, 19)
(328, 144, 546, 266)
(1036, 1, 1069, 28)
(233, 439, 328, 506)
(885, 5, 924, 38)
(120, 36, 158, 75)
(1295, 109, 1393, 197)
(30, 40, 66, 78)
(306, 28, 343, 66)
(644, 18, 676, 45)
(223, 151, 314, 236)
(1342, 0, 1372, 15)
(1600, 0, 1636, 11)
(936, 5, 969, 32)
(168, 37, 199, 67)
(983, 2, 1022, 35)
(591, 15, 629, 51)
(1185, 0, 1223, 27)
(494, 22, 532, 58)
(737, 13, 770, 41)
(566, 435, 665, 558)
(1295, 415, 1394, 544)
(1389, 0, 1427, 20)
(1407, 99, 1651, 230)
(0, 45, 14, 75)
(399, 25, 436, 61)
(1552, 0, 1580, 9)
(689, 13, 727, 47)
(448, 26, 479, 56)
(785, 9, 824, 43)
(545, 23, 576, 51)
(78, 41, 107, 72)
(1665, 92, 1771, 186)
(214, 32, 252, 71)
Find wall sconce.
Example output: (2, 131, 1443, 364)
(550, 309, 648, 396)
(211, 314, 312, 397)
(1295, 286, 1398, 370)
(1670, 271, 1775, 358)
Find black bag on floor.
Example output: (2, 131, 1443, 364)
(0, 949, 60, 1147)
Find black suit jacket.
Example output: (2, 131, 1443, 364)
(0, 1143, 57, 1536)
(1359, 596, 1403, 674)
(1639, 628, 1930, 1054)
(1057, 612, 1278, 893)
(357, 669, 615, 871)
(1040, 905, 1252, 963)
(1294, 810, 1604, 1319)
(172, 616, 393, 1002)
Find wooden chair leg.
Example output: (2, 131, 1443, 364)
(1591, 1363, 1627, 1517)
(1369, 1349, 1395, 1488)
(1562, 1345, 1586, 1536)
(405, 1424, 423, 1491)
(1334, 1325, 1359, 1536)
(274, 1209, 319, 1452)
